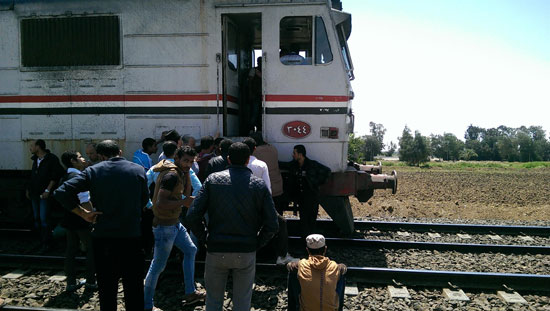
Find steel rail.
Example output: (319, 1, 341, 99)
(0, 306, 78, 311)
(1, 254, 548, 293)
(344, 267, 550, 292)
(4, 219, 550, 237)
(286, 219, 550, 236)
(288, 236, 550, 254)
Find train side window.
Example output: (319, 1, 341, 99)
(21, 16, 120, 67)
(279, 16, 312, 65)
(337, 24, 354, 79)
(314, 16, 333, 64)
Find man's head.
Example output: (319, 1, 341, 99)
(242, 137, 256, 154)
(213, 137, 224, 155)
(306, 234, 327, 256)
(292, 144, 306, 161)
(61, 150, 86, 171)
(250, 132, 265, 146)
(162, 141, 178, 159)
(256, 56, 262, 71)
(142, 138, 157, 155)
(219, 139, 233, 157)
(96, 140, 121, 160)
(199, 135, 215, 153)
(164, 130, 182, 147)
(182, 135, 196, 148)
(227, 142, 250, 166)
(30, 139, 46, 155)
(85, 143, 99, 163)
(174, 146, 197, 172)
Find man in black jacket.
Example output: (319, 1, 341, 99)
(204, 138, 232, 177)
(281, 145, 331, 239)
(187, 142, 278, 311)
(54, 140, 149, 311)
(26, 139, 64, 252)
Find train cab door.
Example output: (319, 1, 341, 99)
(221, 13, 262, 137)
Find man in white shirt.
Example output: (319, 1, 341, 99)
(242, 138, 271, 194)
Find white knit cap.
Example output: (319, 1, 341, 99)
(306, 234, 326, 249)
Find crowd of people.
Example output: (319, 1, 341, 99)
(24, 131, 347, 311)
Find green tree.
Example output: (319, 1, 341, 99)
(517, 130, 535, 162)
(497, 135, 519, 162)
(411, 131, 431, 165)
(362, 122, 386, 160)
(364, 135, 382, 161)
(348, 133, 366, 163)
(399, 127, 430, 166)
(385, 141, 397, 157)
(459, 149, 478, 161)
(431, 133, 464, 161)
(369, 122, 386, 146)
(398, 126, 414, 163)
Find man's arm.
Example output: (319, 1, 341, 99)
(140, 170, 149, 209)
(40, 179, 57, 199)
(53, 170, 95, 221)
(189, 169, 202, 197)
(261, 164, 272, 194)
(186, 179, 209, 241)
(257, 186, 278, 249)
(145, 167, 156, 188)
(71, 205, 102, 223)
(338, 263, 347, 275)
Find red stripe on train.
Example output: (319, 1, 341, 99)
(265, 95, 350, 102)
(0, 94, 347, 103)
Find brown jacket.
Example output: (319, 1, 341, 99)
(253, 144, 283, 197)
(151, 160, 187, 226)
(292, 255, 343, 311)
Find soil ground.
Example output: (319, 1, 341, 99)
(333, 165, 550, 223)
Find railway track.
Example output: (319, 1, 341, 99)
(4, 218, 550, 238)
(288, 236, 550, 254)
(286, 218, 550, 236)
(1, 253, 549, 292)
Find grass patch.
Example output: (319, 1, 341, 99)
(366, 160, 550, 170)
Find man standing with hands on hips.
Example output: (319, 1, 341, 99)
(54, 140, 149, 311)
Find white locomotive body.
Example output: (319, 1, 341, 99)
(0, 0, 395, 233)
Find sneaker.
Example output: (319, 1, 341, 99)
(276, 253, 298, 265)
(182, 290, 206, 305)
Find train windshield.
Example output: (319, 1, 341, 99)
(337, 24, 354, 80)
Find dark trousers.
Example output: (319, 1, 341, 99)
(93, 237, 144, 311)
(296, 194, 319, 239)
(141, 208, 154, 256)
(273, 195, 289, 257)
(65, 228, 95, 285)
(287, 270, 345, 311)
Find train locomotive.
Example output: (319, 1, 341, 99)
(0, 0, 397, 234)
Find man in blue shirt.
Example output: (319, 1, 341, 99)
(133, 137, 158, 171)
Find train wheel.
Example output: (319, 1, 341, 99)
(319, 196, 354, 236)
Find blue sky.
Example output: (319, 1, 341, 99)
(344, 0, 550, 146)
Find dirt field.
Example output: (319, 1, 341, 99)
(343, 165, 550, 222)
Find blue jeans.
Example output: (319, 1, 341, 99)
(31, 198, 49, 229)
(144, 223, 197, 309)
